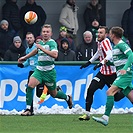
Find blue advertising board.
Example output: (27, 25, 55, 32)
(0, 64, 132, 111)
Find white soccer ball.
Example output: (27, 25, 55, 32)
(24, 11, 38, 25)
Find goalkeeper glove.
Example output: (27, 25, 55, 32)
(17, 63, 24, 68)
(93, 63, 102, 70)
(80, 61, 91, 69)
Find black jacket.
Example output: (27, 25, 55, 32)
(56, 38, 76, 61)
(76, 39, 97, 61)
(0, 27, 13, 58)
(4, 43, 26, 61)
(121, 3, 133, 37)
(2, 0, 21, 31)
(20, 2, 47, 38)
(83, 2, 105, 31)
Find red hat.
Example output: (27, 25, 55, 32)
(36, 36, 42, 41)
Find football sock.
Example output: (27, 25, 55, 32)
(104, 96, 114, 116)
(26, 87, 34, 106)
(55, 90, 67, 100)
(38, 86, 48, 104)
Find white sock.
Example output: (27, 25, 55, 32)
(85, 111, 90, 116)
(102, 115, 109, 122)
(26, 105, 31, 110)
(66, 95, 69, 101)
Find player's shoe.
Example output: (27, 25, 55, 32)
(66, 95, 73, 109)
(79, 114, 90, 121)
(92, 116, 108, 126)
(21, 109, 34, 116)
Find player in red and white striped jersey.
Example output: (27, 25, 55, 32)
(79, 26, 125, 121)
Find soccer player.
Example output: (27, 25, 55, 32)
(79, 26, 125, 121)
(92, 26, 133, 126)
(18, 24, 72, 116)
(18, 32, 47, 115)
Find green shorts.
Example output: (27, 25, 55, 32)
(31, 68, 56, 91)
(113, 71, 133, 96)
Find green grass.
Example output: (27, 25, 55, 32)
(0, 114, 133, 133)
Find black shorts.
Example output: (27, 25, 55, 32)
(92, 71, 117, 89)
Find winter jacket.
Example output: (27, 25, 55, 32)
(0, 27, 13, 58)
(4, 43, 26, 61)
(20, 2, 47, 38)
(76, 39, 97, 61)
(56, 38, 76, 61)
(121, 3, 133, 37)
(2, 0, 21, 31)
(59, 4, 79, 35)
(83, 2, 105, 31)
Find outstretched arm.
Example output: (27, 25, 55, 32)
(18, 49, 37, 63)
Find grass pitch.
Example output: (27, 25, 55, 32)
(0, 114, 133, 133)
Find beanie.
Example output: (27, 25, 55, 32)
(61, 38, 69, 45)
(36, 35, 43, 41)
(0, 20, 9, 26)
(13, 36, 22, 42)
(60, 26, 67, 32)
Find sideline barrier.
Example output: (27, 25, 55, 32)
(0, 61, 132, 111)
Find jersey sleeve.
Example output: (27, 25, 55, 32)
(118, 43, 133, 70)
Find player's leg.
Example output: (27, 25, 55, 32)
(104, 73, 125, 101)
(79, 72, 105, 120)
(21, 71, 41, 116)
(92, 85, 120, 126)
(44, 69, 72, 109)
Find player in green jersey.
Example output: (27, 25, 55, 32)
(92, 26, 133, 126)
(18, 24, 72, 116)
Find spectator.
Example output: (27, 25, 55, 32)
(121, 0, 133, 50)
(20, 0, 47, 40)
(4, 36, 25, 61)
(0, 20, 13, 60)
(83, 0, 105, 40)
(55, 26, 75, 51)
(2, 0, 21, 37)
(35, 35, 43, 44)
(76, 31, 97, 61)
(59, 0, 79, 46)
(56, 38, 76, 61)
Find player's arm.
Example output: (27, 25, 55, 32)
(18, 49, 37, 62)
(36, 43, 58, 58)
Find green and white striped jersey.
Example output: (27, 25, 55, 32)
(112, 40, 133, 72)
(36, 39, 58, 71)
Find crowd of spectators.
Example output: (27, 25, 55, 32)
(0, 0, 132, 61)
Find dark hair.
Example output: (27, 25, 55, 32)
(99, 26, 109, 33)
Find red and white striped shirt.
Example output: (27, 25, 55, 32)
(90, 38, 116, 75)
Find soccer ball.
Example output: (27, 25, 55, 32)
(24, 11, 38, 24)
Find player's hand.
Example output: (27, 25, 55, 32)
(80, 61, 91, 69)
(36, 43, 42, 50)
(17, 63, 24, 68)
(93, 63, 102, 70)
(18, 56, 26, 63)
(120, 70, 126, 75)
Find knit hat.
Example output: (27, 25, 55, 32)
(0, 20, 9, 26)
(60, 26, 67, 32)
(36, 35, 43, 41)
(13, 36, 22, 42)
(61, 38, 69, 45)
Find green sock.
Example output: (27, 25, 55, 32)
(104, 96, 114, 116)
(26, 87, 34, 106)
(55, 91, 67, 100)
